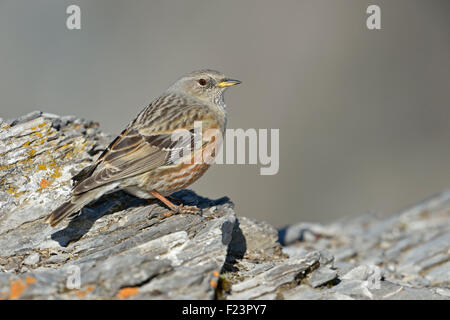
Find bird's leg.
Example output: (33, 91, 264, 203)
(150, 190, 200, 219)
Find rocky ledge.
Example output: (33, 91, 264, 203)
(0, 111, 449, 300)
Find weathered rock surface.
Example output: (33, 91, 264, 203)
(277, 190, 450, 300)
(0, 111, 449, 300)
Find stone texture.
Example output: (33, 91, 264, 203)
(278, 189, 450, 300)
(0, 111, 449, 300)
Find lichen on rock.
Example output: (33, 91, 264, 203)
(0, 111, 448, 300)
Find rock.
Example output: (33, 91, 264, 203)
(1, 111, 449, 300)
(341, 265, 383, 282)
(436, 288, 450, 298)
(280, 190, 450, 299)
(226, 253, 320, 300)
(23, 253, 40, 266)
(307, 267, 338, 288)
(0, 112, 235, 299)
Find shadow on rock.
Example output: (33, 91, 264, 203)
(221, 219, 247, 273)
(51, 189, 232, 247)
(170, 189, 231, 209)
(50, 190, 147, 246)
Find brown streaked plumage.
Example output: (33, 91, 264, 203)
(46, 69, 240, 227)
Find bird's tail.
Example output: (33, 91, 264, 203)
(45, 189, 103, 227)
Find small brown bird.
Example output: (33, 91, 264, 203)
(46, 69, 240, 227)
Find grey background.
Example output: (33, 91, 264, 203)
(1, 0, 450, 227)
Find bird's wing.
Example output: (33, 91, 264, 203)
(72, 102, 221, 195)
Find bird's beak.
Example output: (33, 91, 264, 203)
(216, 78, 241, 88)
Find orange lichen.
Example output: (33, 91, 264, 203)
(37, 164, 47, 171)
(210, 271, 221, 290)
(40, 178, 51, 189)
(116, 287, 139, 300)
(75, 285, 95, 299)
(209, 279, 218, 289)
(9, 277, 35, 299)
(25, 276, 36, 285)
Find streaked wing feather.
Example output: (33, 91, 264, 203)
(72, 129, 196, 195)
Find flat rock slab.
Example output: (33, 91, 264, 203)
(1, 111, 449, 300)
(278, 190, 450, 299)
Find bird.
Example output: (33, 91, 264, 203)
(46, 69, 241, 227)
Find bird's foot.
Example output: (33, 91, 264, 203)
(148, 204, 201, 221)
(174, 204, 201, 215)
(148, 190, 201, 220)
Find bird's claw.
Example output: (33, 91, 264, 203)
(174, 204, 201, 216)
(148, 204, 201, 221)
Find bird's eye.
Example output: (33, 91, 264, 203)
(198, 78, 207, 86)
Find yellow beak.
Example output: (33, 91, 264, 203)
(217, 78, 242, 88)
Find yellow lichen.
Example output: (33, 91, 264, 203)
(50, 167, 62, 179)
(57, 143, 72, 151)
(6, 185, 16, 194)
(14, 191, 24, 198)
(31, 131, 42, 138)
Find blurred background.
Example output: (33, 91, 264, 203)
(1, 0, 450, 227)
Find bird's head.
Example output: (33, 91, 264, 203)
(170, 69, 241, 105)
